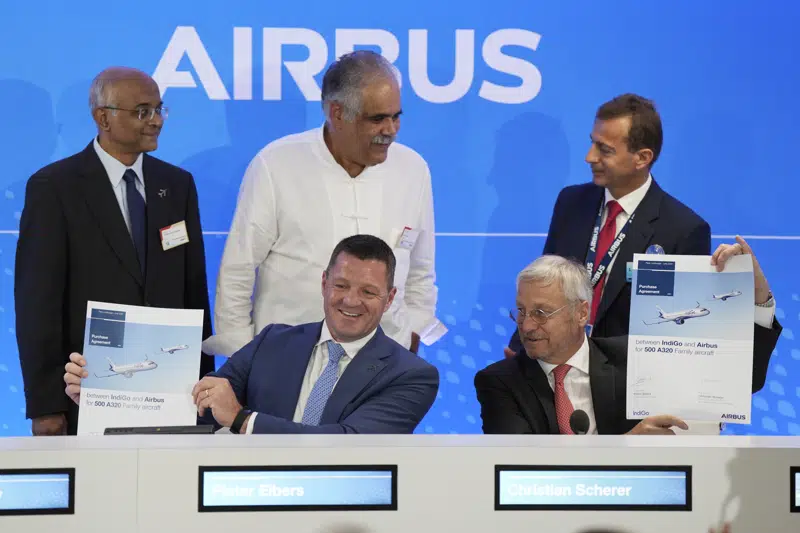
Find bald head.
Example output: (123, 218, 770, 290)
(89, 67, 157, 111)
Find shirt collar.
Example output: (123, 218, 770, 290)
(93, 137, 144, 189)
(537, 334, 590, 377)
(604, 173, 652, 215)
(317, 320, 378, 360)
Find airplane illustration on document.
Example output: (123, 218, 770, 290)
(712, 290, 742, 301)
(94, 357, 158, 379)
(160, 344, 189, 354)
(643, 302, 710, 326)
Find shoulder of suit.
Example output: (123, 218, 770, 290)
(27, 150, 87, 186)
(375, 332, 438, 372)
(655, 186, 709, 228)
(143, 153, 194, 184)
(588, 335, 629, 364)
(555, 182, 601, 204)
(476, 355, 520, 377)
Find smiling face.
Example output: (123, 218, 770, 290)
(321, 251, 396, 343)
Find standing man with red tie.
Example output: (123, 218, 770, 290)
(506, 93, 710, 356)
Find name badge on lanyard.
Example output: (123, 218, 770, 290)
(584, 201, 636, 289)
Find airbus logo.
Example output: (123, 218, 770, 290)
(153, 26, 543, 104)
(721, 413, 746, 420)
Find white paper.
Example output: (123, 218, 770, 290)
(77, 301, 203, 435)
(626, 254, 755, 424)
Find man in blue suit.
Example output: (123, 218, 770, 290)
(506, 94, 710, 355)
(64, 234, 439, 434)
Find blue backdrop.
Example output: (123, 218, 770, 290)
(1, 1, 798, 436)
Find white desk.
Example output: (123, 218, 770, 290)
(1, 435, 799, 533)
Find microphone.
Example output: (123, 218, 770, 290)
(569, 409, 590, 435)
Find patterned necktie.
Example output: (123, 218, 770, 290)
(553, 364, 574, 434)
(122, 169, 146, 274)
(590, 199, 624, 325)
(301, 341, 346, 425)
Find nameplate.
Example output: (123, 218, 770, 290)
(198, 465, 397, 512)
(791, 467, 800, 512)
(495, 465, 691, 511)
(0, 468, 75, 516)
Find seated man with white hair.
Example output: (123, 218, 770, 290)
(474, 237, 781, 435)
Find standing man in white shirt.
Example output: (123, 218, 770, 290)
(204, 50, 440, 356)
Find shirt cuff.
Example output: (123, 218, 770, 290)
(244, 412, 257, 434)
(754, 300, 776, 329)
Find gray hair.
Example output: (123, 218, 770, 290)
(88, 74, 117, 111)
(517, 255, 592, 307)
(321, 50, 397, 121)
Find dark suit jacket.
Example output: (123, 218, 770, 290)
(15, 142, 215, 433)
(478, 321, 781, 434)
(206, 322, 439, 433)
(510, 179, 710, 352)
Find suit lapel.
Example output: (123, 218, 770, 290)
(265, 323, 321, 420)
(595, 180, 663, 323)
(321, 329, 389, 423)
(519, 355, 559, 434)
(78, 143, 143, 287)
(142, 156, 173, 291)
(588, 339, 618, 434)
(572, 186, 605, 261)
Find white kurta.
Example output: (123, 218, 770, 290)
(202, 125, 438, 356)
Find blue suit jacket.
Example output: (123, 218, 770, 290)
(509, 178, 710, 351)
(207, 322, 439, 434)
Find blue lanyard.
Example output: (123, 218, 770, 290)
(584, 200, 636, 288)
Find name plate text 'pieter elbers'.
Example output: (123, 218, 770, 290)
(495, 465, 691, 511)
(199, 465, 397, 512)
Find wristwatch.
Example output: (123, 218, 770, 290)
(231, 409, 252, 434)
(756, 291, 775, 308)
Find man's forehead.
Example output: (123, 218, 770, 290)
(517, 279, 565, 303)
(593, 116, 630, 143)
(112, 77, 161, 105)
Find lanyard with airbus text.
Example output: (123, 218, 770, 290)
(584, 200, 636, 289)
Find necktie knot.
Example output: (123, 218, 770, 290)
(605, 199, 623, 222)
(327, 341, 346, 364)
(123, 169, 138, 185)
(552, 364, 571, 385)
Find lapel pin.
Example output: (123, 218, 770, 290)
(158, 188, 168, 198)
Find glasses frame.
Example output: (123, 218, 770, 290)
(102, 105, 168, 121)
(509, 303, 568, 325)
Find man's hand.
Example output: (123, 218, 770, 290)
(64, 352, 88, 405)
(709, 524, 732, 533)
(627, 415, 688, 435)
(191, 376, 242, 428)
(31, 413, 67, 436)
(711, 235, 771, 304)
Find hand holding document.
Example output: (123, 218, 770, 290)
(71, 301, 203, 435)
(626, 237, 765, 424)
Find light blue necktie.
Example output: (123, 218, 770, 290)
(301, 341, 346, 425)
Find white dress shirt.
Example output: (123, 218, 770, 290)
(93, 137, 146, 235)
(538, 334, 598, 434)
(244, 321, 377, 433)
(203, 125, 438, 356)
(537, 304, 777, 435)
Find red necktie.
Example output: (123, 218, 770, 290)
(553, 364, 574, 434)
(590, 200, 624, 325)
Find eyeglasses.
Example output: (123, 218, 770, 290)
(509, 304, 568, 325)
(103, 106, 169, 121)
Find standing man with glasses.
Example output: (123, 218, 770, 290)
(15, 66, 215, 436)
